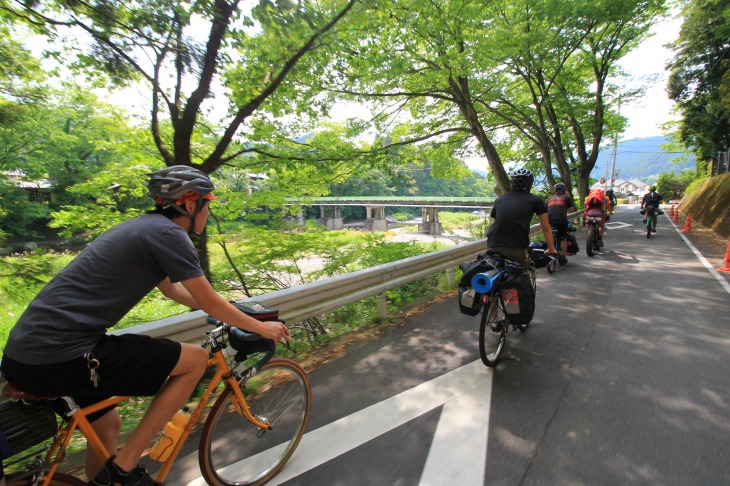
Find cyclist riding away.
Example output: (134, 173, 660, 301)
(0, 166, 290, 486)
(487, 168, 557, 269)
(641, 185, 664, 232)
(584, 186, 607, 247)
(546, 182, 575, 266)
(599, 178, 613, 218)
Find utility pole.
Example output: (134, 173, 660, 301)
(609, 98, 621, 192)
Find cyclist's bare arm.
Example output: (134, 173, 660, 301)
(181, 276, 290, 343)
(538, 213, 558, 254)
(158, 277, 200, 308)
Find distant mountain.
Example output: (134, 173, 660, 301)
(466, 136, 694, 181)
(591, 136, 695, 182)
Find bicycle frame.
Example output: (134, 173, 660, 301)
(20, 326, 271, 485)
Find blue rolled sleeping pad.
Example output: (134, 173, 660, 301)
(471, 269, 501, 293)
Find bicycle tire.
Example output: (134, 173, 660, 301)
(646, 218, 652, 238)
(199, 358, 312, 486)
(478, 298, 507, 367)
(546, 255, 557, 274)
(586, 227, 595, 257)
(6, 472, 86, 485)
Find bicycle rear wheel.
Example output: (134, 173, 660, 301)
(478, 298, 507, 367)
(6, 472, 86, 485)
(199, 358, 312, 486)
(646, 218, 652, 238)
(586, 227, 595, 257)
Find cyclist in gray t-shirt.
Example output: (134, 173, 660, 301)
(1, 166, 291, 486)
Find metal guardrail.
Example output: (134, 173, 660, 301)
(114, 237, 488, 343)
(114, 213, 582, 344)
(1, 214, 579, 396)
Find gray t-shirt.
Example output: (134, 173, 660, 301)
(4, 214, 204, 364)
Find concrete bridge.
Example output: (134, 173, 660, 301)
(286, 197, 493, 235)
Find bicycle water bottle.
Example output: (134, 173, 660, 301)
(149, 407, 191, 462)
(471, 269, 500, 293)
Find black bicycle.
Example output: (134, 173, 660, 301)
(641, 205, 661, 238)
(472, 257, 536, 367)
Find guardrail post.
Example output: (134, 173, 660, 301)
(376, 293, 388, 320)
(446, 266, 456, 287)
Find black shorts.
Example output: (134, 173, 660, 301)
(1, 334, 181, 423)
(549, 220, 569, 237)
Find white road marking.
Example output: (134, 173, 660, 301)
(605, 221, 632, 230)
(186, 360, 493, 486)
(419, 374, 492, 486)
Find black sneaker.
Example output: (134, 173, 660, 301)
(89, 456, 163, 486)
(558, 255, 568, 266)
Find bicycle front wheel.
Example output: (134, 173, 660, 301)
(199, 358, 312, 486)
(479, 299, 507, 367)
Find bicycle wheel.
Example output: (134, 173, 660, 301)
(199, 358, 312, 486)
(478, 298, 507, 367)
(546, 254, 557, 274)
(646, 217, 652, 238)
(586, 226, 595, 257)
(6, 472, 86, 485)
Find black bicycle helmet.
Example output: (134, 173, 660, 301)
(509, 168, 534, 191)
(554, 183, 566, 194)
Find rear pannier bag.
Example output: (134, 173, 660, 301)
(458, 286, 481, 316)
(498, 272, 536, 325)
(0, 399, 58, 460)
(457, 257, 492, 316)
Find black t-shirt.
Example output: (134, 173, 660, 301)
(546, 194, 575, 223)
(643, 191, 663, 207)
(487, 191, 547, 248)
(4, 214, 204, 364)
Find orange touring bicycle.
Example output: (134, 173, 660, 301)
(0, 304, 312, 486)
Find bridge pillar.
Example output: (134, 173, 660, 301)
(317, 205, 343, 230)
(418, 207, 442, 235)
(363, 205, 387, 232)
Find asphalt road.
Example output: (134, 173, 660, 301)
(164, 204, 730, 486)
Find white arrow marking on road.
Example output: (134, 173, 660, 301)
(186, 359, 493, 486)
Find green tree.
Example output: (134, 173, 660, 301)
(656, 169, 696, 200)
(667, 0, 730, 165)
(0, 86, 154, 239)
(3, 0, 360, 174)
(307, 0, 665, 198)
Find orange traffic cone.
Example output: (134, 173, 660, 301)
(672, 202, 679, 222)
(718, 240, 730, 273)
(681, 214, 692, 233)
